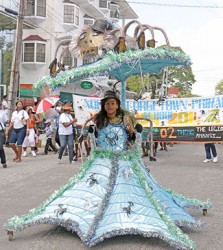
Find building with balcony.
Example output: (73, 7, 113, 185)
(0, 0, 138, 100)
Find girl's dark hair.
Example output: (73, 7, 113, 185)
(16, 100, 23, 106)
(95, 98, 125, 129)
(135, 123, 143, 133)
(88, 125, 94, 133)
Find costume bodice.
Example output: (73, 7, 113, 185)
(96, 123, 128, 151)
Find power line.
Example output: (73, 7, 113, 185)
(126, 1, 223, 8)
(12, 0, 19, 8)
(45, 3, 77, 37)
(194, 67, 223, 73)
(27, 18, 60, 41)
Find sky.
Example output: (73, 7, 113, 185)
(125, 0, 223, 97)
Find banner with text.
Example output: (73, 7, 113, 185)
(73, 95, 223, 142)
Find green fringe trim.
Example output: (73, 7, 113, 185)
(165, 188, 212, 209)
(5, 156, 95, 229)
(130, 158, 196, 249)
(5, 149, 132, 229)
(33, 48, 191, 90)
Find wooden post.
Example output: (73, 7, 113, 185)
(8, 0, 25, 119)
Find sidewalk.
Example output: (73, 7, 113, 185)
(0, 143, 223, 250)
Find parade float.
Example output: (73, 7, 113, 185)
(33, 18, 223, 145)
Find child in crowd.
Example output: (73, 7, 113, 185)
(134, 123, 143, 155)
(159, 142, 168, 151)
(40, 119, 58, 155)
(87, 125, 96, 153)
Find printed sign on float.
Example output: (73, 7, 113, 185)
(73, 94, 223, 142)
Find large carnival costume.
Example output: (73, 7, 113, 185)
(6, 18, 212, 249)
(5, 91, 211, 250)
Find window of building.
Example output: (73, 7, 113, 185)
(110, 4, 119, 18)
(25, 0, 46, 17)
(26, 0, 35, 16)
(64, 5, 74, 23)
(64, 4, 79, 25)
(36, 43, 46, 62)
(63, 50, 73, 66)
(99, 0, 108, 8)
(73, 58, 77, 68)
(84, 18, 94, 26)
(74, 7, 79, 25)
(23, 42, 46, 63)
(83, 58, 95, 65)
(24, 43, 35, 62)
(63, 49, 77, 68)
(37, 0, 46, 17)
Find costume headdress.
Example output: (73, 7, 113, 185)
(101, 90, 120, 103)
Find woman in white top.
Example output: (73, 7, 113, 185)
(58, 104, 76, 164)
(6, 101, 30, 163)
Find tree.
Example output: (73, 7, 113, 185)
(126, 75, 148, 93)
(1, 41, 13, 89)
(0, 36, 6, 49)
(215, 80, 223, 95)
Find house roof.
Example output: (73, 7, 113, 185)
(168, 87, 180, 95)
(63, 0, 74, 3)
(23, 35, 46, 42)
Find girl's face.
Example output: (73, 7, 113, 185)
(16, 101, 23, 110)
(104, 98, 118, 116)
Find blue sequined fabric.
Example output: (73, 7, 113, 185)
(96, 123, 128, 151)
(5, 123, 212, 250)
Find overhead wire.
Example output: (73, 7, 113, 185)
(194, 67, 223, 73)
(195, 0, 223, 19)
(12, 0, 19, 8)
(26, 18, 60, 40)
(10, 0, 76, 39)
(45, 2, 77, 37)
(126, 1, 223, 8)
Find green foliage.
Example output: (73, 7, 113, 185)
(126, 75, 147, 93)
(215, 80, 223, 95)
(1, 38, 13, 87)
(167, 65, 195, 95)
(0, 36, 6, 50)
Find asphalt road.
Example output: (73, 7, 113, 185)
(0, 141, 223, 250)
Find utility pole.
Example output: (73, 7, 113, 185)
(8, 0, 25, 119)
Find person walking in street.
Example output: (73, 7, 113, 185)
(2, 95, 8, 118)
(22, 106, 40, 157)
(0, 101, 8, 168)
(58, 104, 77, 164)
(159, 142, 168, 151)
(45, 106, 59, 148)
(5, 101, 30, 163)
(203, 143, 218, 163)
(40, 119, 58, 155)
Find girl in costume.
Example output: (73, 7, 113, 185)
(5, 91, 211, 249)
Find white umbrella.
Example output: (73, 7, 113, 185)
(35, 95, 60, 114)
